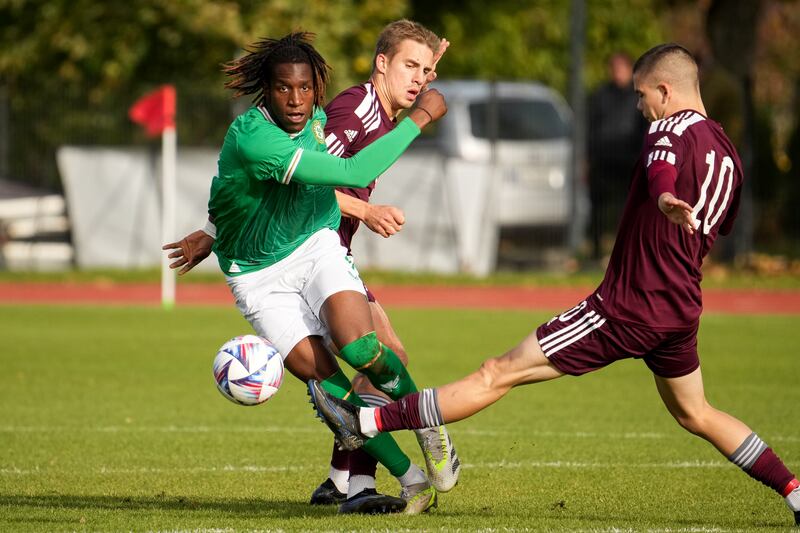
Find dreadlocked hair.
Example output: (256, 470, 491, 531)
(223, 32, 330, 108)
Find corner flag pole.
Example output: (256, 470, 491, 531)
(161, 123, 177, 309)
(128, 84, 177, 309)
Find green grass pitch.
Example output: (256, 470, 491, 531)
(1, 303, 797, 531)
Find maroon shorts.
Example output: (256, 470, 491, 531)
(535, 295, 699, 378)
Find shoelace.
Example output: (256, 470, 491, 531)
(421, 430, 445, 462)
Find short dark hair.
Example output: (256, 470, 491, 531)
(223, 32, 331, 109)
(633, 43, 696, 78)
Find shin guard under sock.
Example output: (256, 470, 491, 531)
(339, 332, 417, 399)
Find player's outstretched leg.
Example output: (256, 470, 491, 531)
(309, 381, 447, 444)
(654, 369, 800, 526)
(309, 332, 563, 440)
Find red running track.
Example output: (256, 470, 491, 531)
(1, 282, 799, 314)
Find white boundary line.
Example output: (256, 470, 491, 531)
(3, 459, 797, 476)
(1, 425, 796, 443)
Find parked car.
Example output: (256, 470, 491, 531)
(418, 80, 575, 230)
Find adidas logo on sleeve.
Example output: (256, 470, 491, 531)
(654, 136, 673, 147)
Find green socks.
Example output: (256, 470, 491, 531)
(338, 332, 418, 399)
(320, 370, 411, 477)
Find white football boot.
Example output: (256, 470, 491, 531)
(414, 426, 461, 492)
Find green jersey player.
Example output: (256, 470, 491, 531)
(180, 32, 445, 514)
(165, 22, 461, 514)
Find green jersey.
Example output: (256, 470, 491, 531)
(208, 104, 422, 276)
(209, 106, 339, 275)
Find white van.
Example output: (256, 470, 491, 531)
(416, 80, 575, 229)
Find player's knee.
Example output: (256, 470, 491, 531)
(673, 413, 699, 435)
(672, 406, 712, 437)
(477, 357, 503, 391)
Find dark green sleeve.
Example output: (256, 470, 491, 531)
(290, 117, 420, 187)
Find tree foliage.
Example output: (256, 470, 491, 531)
(409, 0, 663, 93)
(0, 0, 408, 187)
(239, 0, 408, 96)
(0, 0, 797, 218)
(0, 0, 249, 186)
(0, 0, 249, 103)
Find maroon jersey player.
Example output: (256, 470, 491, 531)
(327, 82, 395, 255)
(309, 43, 800, 526)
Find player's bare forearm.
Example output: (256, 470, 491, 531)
(335, 190, 404, 238)
(335, 191, 369, 221)
(162, 229, 214, 275)
(658, 192, 696, 235)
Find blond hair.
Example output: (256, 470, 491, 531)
(372, 19, 440, 71)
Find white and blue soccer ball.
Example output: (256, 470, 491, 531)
(213, 335, 284, 406)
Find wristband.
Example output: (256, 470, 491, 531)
(201, 218, 217, 239)
(416, 107, 434, 123)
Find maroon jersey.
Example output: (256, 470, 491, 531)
(595, 110, 743, 330)
(323, 82, 396, 252)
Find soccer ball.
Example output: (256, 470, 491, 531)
(213, 335, 284, 406)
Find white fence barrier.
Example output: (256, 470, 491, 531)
(0, 194, 73, 270)
(55, 146, 501, 275)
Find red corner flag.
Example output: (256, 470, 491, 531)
(129, 85, 176, 137)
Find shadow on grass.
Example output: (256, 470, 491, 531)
(7, 494, 790, 528)
(0, 493, 336, 520)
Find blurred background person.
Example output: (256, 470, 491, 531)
(587, 52, 648, 262)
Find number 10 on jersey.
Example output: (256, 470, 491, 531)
(692, 150, 735, 235)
